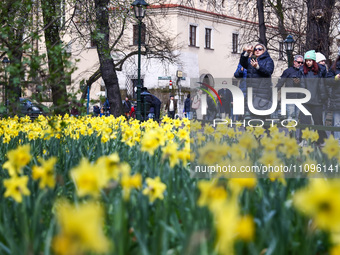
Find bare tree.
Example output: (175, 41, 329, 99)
(0, 0, 79, 115)
(93, 0, 123, 117)
(237, 0, 307, 56)
(41, 0, 70, 114)
(0, 0, 33, 113)
(233, 0, 339, 62)
(257, 0, 268, 47)
(72, 0, 180, 116)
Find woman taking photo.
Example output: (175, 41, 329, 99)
(239, 43, 274, 119)
(299, 50, 328, 145)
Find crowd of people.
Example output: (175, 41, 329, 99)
(92, 88, 184, 122)
(88, 43, 340, 146)
(190, 44, 340, 145)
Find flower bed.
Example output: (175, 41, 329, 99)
(0, 115, 339, 254)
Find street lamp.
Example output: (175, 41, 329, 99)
(2, 57, 10, 113)
(131, 0, 149, 121)
(283, 35, 295, 68)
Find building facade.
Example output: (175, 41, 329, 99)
(67, 1, 296, 107)
(6, 0, 338, 112)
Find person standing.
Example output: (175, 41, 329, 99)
(218, 88, 232, 119)
(141, 87, 161, 121)
(70, 100, 81, 117)
(299, 50, 328, 145)
(103, 98, 110, 116)
(165, 95, 177, 119)
(316, 52, 327, 70)
(123, 97, 132, 118)
(93, 105, 100, 116)
(217, 89, 226, 119)
(206, 93, 217, 121)
(234, 62, 247, 97)
(129, 104, 136, 119)
(183, 93, 191, 119)
(240, 43, 274, 120)
(326, 53, 340, 143)
(276, 55, 304, 119)
(191, 89, 202, 119)
(316, 52, 331, 126)
(151, 95, 161, 121)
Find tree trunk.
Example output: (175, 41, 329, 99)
(7, 50, 23, 114)
(41, 0, 69, 115)
(268, 0, 287, 41)
(94, 0, 123, 117)
(306, 0, 335, 59)
(80, 69, 102, 101)
(257, 0, 267, 47)
(4, 0, 31, 114)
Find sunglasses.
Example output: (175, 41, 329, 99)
(295, 61, 303, 64)
(254, 47, 263, 51)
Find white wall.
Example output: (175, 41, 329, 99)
(67, 3, 294, 103)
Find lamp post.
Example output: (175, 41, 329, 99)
(131, 0, 149, 121)
(2, 57, 10, 113)
(283, 35, 295, 68)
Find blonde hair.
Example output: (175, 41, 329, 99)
(254, 43, 267, 52)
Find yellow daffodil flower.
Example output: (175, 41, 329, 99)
(293, 179, 340, 232)
(197, 180, 228, 210)
(121, 173, 142, 200)
(4, 175, 30, 203)
(322, 135, 340, 159)
(70, 159, 108, 198)
(162, 142, 179, 167)
(32, 157, 57, 189)
(142, 176, 166, 203)
(53, 201, 110, 255)
(3, 144, 31, 177)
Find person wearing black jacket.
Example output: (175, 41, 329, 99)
(326, 54, 340, 142)
(234, 63, 247, 96)
(276, 55, 304, 119)
(316, 52, 331, 126)
(183, 93, 191, 119)
(218, 88, 232, 118)
(240, 43, 274, 120)
(206, 95, 217, 121)
(151, 94, 161, 121)
(299, 50, 328, 145)
(123, 97, 132, 118)
(141, 87, 161, 121)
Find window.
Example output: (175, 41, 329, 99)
(189, 25, 197, 46)
(279, 42, 284, 60)
(133, 23, 146, 46)
(232, 33, 238, 53)
(205, 28, 212, 49)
